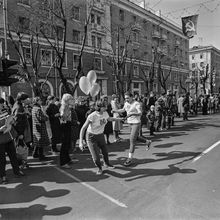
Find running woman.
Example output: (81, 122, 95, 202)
(79, 100, 123, 175)
(113, 92, 152, 166)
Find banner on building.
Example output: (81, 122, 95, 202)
(181, 14, 198, 38)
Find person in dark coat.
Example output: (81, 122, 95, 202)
(12, 92, 29, 141)
(0, 98, 24, 184)
(59, 94, 79, 169)
(45, 95, 61, 153)
(32, 97, 50, 160)
(182, 92, 190, 120)
(102, 96, 113, 144)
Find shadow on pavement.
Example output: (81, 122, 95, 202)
(0, 204, 71, 220)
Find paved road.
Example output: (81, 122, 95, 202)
(1, 114, 220, 220)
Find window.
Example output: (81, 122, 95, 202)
(133, 15, 137, 22)
(91, 14, 95, 23)
(94, 57, 102, 71)
(23, 47, 31, 64)
(133, 82, 139, 89)
(73, 54, 80, 69)
(133, 49, 138, 57)
(72, 6, 80, 20)
(133, 65, 139, 76)
(97, 37, 102, 49)
(18, 16, 30, 33)
(40, 22, 51, 37)
(192, 55, 195, 60)
(41, 49, 52, 66)
(120, 27, 124, 38)
(192, 63, 196, 69)
(18, 0, 30, 5)
(174, 73, 178, 81)
(200, 53, 203, 59)
(73, 30, 80, 44)
(119, 9, 124, 21)
(57, 52, 67, 68)
(97, 16, 101, 25)
(92, 35, 96, 47)
(56, 26, 63, 40)
(133, 31, 139, 42)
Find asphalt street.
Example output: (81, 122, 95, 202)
(1, 114, 220, 220)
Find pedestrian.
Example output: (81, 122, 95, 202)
(183, 92, 190, 120)
(113, 92, 152, 167)
(0, 98, 24, 184)
(45, 95, 61, 153)
(12, 92, 30, 167)
(102, 96, 113, 144)
(111, 94, 123, 142)
(32, 97, 50, 160)
(59, 93, 79, 169)
(147, 105, 156, 136)
(79, 100, 123, 175)
(177, 94, 184, 117)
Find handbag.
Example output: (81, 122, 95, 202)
(16, 139, 28, 161)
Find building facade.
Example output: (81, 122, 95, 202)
(189, 45, 220, 95)
(0, 0, 189, 100)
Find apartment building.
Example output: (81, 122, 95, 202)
(189, 45, 220, 95)
(0, 0, 189, 99)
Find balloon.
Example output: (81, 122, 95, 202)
(90, 83, 100, 97)
(87, 70, 97, 85)
(79, 76, 91, 95)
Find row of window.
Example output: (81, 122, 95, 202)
(23, 48, 103, 70)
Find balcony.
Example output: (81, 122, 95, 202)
(92, 1, 105, 13)
(152, 31, 161, 39)
(161, 46, 168, 56)
(131, 22, 142, 31)
(161, 34, 168, 41)
(91, 23, 106, 35)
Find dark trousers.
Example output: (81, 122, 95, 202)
(149, 122, 155, 135)
(0, 141, 20, 177)
(60, 122, 71, 166)
(86, 132, 110, 169)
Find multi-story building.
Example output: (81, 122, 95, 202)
(189, 45, 220, 95)
(0, 0, 189, 100)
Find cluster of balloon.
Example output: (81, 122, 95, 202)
(79, 70, 100, 97)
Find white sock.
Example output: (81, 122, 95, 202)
(128, 153, 133, 159)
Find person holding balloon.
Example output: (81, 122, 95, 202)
(79, 100, 124, 175)
(112, 92, 152, 167)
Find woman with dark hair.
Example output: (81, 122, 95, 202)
(12, 92, 29, 141)
(79, 100, 123, 175)
(45, 95, 61, 153)
(113, 92, 152, 166)
(32, 97, 50, 160)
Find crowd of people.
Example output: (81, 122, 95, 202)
(0, 90, 220, 184)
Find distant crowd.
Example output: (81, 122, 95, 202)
(0, 90, 220, 183)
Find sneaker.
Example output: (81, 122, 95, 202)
(14, 171, 25, 178)
(146, 140, 152, 151)
(96, 169, 103, 175)
(104, 164, 115, 169)
(123, 158, 133, 167)
(61, 164, 71, 169)
(0, 176, 8, 184)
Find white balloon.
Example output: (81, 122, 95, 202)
(90, 83, 100, 97)
(79, 76, 91, 95)
(87, 70, 97, 85)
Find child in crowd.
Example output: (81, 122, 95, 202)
(147, 105, 156, 136)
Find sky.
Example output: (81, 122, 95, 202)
(131, 0, 220, 49)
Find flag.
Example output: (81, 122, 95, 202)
(182, 15, 198, 38)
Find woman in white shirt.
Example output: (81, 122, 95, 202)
(113, 92, 152, 166)
(79, 100, 123, 175)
